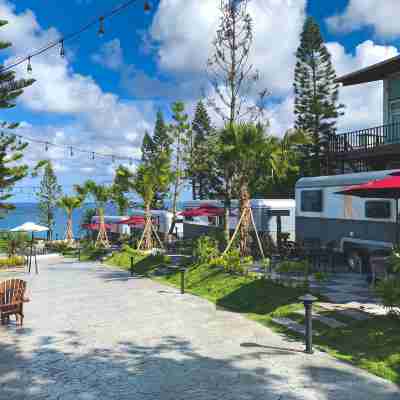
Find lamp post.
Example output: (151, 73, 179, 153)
(180, 267, 186, 294)
(299, 294, 318, 354)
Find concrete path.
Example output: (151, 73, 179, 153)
(0, 257, 398, 400)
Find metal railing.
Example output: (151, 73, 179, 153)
(330, 122, 400, 153)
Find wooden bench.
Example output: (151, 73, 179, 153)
(0, 279, 29, 326)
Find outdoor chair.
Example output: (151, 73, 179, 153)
(369, 250, 391, 285)
(0, 279, 29, 326)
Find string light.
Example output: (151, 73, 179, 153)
(27, 57, 32, 74)
(2, 0, 149, 74)
(98, 16, 105, 37)
(70, 146, 74, 157)
(45, 142, 49, 151)
(129, 158, 133, 166)
(60, 40, 65, 58)
(92, 152, 95, 160)
(144, 1, 151, 12)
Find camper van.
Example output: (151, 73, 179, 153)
(93, 210, 183, 238)
(295, 170, 399, 271)
(182, 199, 296, 242)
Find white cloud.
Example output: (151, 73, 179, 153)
(150, 0, 306, 97)
(91, 39, 124, 71)
(327, 0, 400, 38)
(0, 0, 152, 180)
(327, 40, 399, 131)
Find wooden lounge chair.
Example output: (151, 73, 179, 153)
(0, 279, 29, 326)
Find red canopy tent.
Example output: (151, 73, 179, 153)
(117, 216, 146, 226)
(336, 172, 400, 243)
(82, 223, 112, 231)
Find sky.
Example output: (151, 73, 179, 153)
(2, 0, 400, 202)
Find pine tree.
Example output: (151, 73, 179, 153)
(37, 161, 62, 240)
(0, 20, 34, 214)
(189, 100, 218, 199)
(140, 111, 172, 209)
(294, 16, 344, 176)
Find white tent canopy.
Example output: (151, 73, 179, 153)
(10, 222, 49, 233)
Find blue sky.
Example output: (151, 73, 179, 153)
(2, 0, 400, 202)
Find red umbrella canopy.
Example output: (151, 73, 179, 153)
(82, 223, 112, 231)
(337, 174, 400, 199)
(117, 216, 146, 225)
(179, 208, 207, 217)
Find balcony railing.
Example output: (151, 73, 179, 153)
(330, 122, 400, 153)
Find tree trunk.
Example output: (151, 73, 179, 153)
(223, 175, 232, 245)
(65, 211, 74, 245)
(96, 207, 110, 248)
(169, 135, 182, 236)
(143, 202, 153, 250)
(239, 181, 251, 257)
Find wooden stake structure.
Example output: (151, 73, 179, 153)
(137, 216, 164, 251)
(223, 206, 265, 259)
(95, 209, 110, 248)
(64, 212, 74, 245)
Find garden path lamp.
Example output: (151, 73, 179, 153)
(298, 294, 317, 354)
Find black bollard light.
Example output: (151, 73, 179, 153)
(299, 294, 318, 354)
(130, 256, 134, 277)
(78, 248, 81, 261)
(180, 267, 185, 294)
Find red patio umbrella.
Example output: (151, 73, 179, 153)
(82, 223, 112, 231)
(117, 216, 146, 225)
(336, 173, 400, 243)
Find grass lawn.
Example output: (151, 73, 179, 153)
(106, 252, 400, 385)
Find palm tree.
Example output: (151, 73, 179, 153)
(220, 123, 309, 256)
(75, 181, 112, 248)
(58, 196, 83, 245)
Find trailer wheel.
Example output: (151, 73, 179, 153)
(346, 251, 363, 273)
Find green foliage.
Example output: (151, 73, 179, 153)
(294, 16, 344, 175)
(276, 259, 310, 274)
(193, 236, 219, 264)
(188, 100, 220, 199)
(388, 247, 400, 273)
(376, 278, 400, 317)
(36, 161, 62, 239)
(6, 232, 30, 257)
(0, 20, 34, 213)
(0, 255, 25, 268)
(210, 248, 253, 275)
(314, 271, 329, 282)
(46, 241, 75, 254)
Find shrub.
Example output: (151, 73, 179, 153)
(6, 233, 30, 257)
(193, 236, 220, 264)
(0, 255, 25, 268)
(376, 278, 400, 317)
(276, 260, 309, 275)
(210, 248, 253, 275)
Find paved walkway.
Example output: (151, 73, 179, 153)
(0, 256, 398, 400)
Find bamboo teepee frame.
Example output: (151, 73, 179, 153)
(95, 209, 110, 248)
(64, 212, 74, 244)
(223, 206, 265, 258)
(137, 216, 164, 251)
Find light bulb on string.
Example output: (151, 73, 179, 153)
(144, 1, 151, 12)
(27, 57, 32, 74)
(60, 40, 65, 58)
(129, 158, 132, 166)
(70, 146, 74, 157)
(98, 16, 105, 37)
(45, 142, 49, 152)
(92, 152, 95, 160)
(112, 155, 115, 164)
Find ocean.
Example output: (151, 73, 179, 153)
(0, 202, 119, 239)
(0, 201, 185, 239)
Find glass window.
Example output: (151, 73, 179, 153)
(301, 190, 323, 212)
(365, 201, 391, 219)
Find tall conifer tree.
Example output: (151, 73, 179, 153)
(189, 100, 219, 200)
(36, 161, 62, 240)
(0, 20, 34, 214)
(294, 16, 344, 176)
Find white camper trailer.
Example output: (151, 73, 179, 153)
(295, 170, 399, 271)
(182, 199, 296, 242)
(93, 210, 183, 238)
